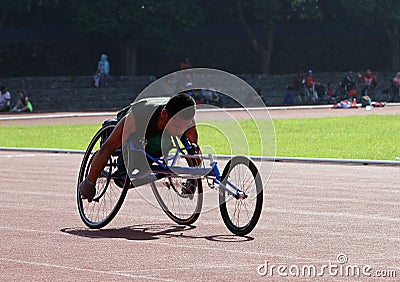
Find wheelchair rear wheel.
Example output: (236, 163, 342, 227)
(77, 122, 129, 229)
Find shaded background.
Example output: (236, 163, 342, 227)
(0, 0, 398, 77)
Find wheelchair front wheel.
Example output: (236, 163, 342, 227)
(77, 122, 129, 229)
(219, 156, 263, 236)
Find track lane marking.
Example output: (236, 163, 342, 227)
(0, 258, 173, 281)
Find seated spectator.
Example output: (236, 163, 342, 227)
(10, 91, 33, 112)
(358, 68, 377, 96)
(341, 71, 357, 99)
(327, 82, 335, 97)
(93, 71, 100, 87)
(97, 54, 110, 87)
(201, 87, 215, 104)
(180, 57, 192, 70)
(293, 69, 305, 91)
(0, 86, 11, 112)
(200, 83, 221, 106)
(392, 72, 400, 97)
(283, 86, 294, 104)
(323, 82, 337, 104)
(304, 69, 319, 101)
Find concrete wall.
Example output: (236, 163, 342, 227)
(1, 71, 396, 112)
(1, 76, 157, 112)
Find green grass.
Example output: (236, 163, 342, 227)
(0, 124, 100, 150)
(1, 114, 399, 160)
(273, 115, 400, 160)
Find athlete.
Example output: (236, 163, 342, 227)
(78, 93, 200, 202)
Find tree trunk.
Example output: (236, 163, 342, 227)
(0, 12, 8, 30)
(121, 38, 137, 75)
(387, 28, 400, 71)
(235, 0, 275, 74)
(258, 29, 275, 73)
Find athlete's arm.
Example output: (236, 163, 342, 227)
(87, 112, 136, 182)
(184, 122, 199, 147)
(183, 122, 201, 166)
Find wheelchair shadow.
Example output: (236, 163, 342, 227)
(61, 223, 254, 242)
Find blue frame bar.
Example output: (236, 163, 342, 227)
(125, 136, 246, 198)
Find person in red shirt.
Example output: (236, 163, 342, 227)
(180, 57, 192, 70)
(304, 70, 317, 88)
(358, 68, 377, 96)
(392, 72, 400, 98)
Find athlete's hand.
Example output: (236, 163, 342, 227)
(79, 178, 96, 202)
(190, 143, 202, 166)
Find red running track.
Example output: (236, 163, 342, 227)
(1, 151, 399, 281)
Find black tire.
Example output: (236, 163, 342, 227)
(219, 156, 263, 236)
(151, 177, 203, 225)
(77, 122, 129, 229)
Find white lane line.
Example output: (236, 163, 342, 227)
(0, 153, 72, 158)
(0, 258, 173, 281)
(0, 190, 74, 197)
(0, 112, 116, 121)
(265, 194, 400, 205)
(265, 207, 400, 223)
(116, 263, 256, 275)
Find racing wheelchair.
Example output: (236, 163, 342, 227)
(77, 119, 263, 236)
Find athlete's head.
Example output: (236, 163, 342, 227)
(163, 93, 196, 136)
(165, 93, 196, 120)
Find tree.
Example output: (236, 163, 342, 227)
(65, 0, 202, 75)
(232, 0, 324, 73)
(234, 0, 290, 73)
(0, 0, 33, 30)
(339, 0, 400, 70)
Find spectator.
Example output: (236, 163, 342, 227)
(97, 54, 110, 87)
(0, 86, 11, 112)
(304, 70, 317, 88)
(283, 86, 294, 104)
(392, 72, 400, 98)
(201, 84, 221, 106)
(180, 57, 192, 70)
(341, 71, 357, 99)
(10, 91, 33, 112)
(304, 69, 319, 101)
(327, 82, 335, 97)
(93, 71, 100, 87)
(358, 68, 377, 96)
(293, 69, 305, 91)
(323, 82, 337, 104)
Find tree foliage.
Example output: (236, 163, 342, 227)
(1, 0, 400, 73)
(339, 0, 400, 28)
(0, 0, 32, 28)
(338, 0, 400, 70)
(64, 0, 202, 51)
